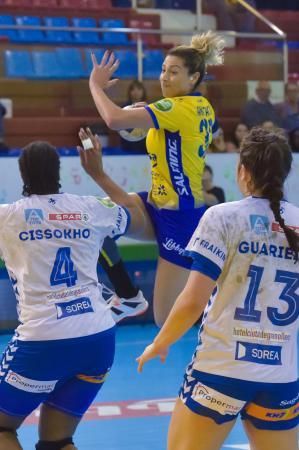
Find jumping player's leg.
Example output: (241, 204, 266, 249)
(168, 398, 236, 450)
(243, 419, 298, 450)
(0, 412, 24, 450)
(153, 257, 190, 327)
(99, 237, 139, 299)
(98, 193, 155, 322)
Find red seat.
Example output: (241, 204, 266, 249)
(58, 0, 82, 8)
(31, 0, 59, 7)
(129, 18, 160, 45)
(79, 0, 111, 8)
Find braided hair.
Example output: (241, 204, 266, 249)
(240, 127, 299, 262)
(19, 141, 61, 197)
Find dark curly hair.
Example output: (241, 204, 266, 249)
(19, 141, 61, 196)
(240, 127, 298, 262)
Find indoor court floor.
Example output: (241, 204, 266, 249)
(0, 325, 251, 450)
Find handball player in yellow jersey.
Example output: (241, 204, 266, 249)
(86, 31, 224, 326)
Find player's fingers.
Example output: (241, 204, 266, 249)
(107, 51, 115, 67)
(110, 59, 120, 74)
(136, 356, 144, 373)
(91, 52, 98, 68)
(100, 50, 110, 67)
(107, 79, 119, 89)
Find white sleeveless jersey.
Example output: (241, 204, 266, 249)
(185, 197, 299, 383)
(0, 193, 129, 341)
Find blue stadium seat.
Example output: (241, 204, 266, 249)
(4, 50, 35, 78)
(111, 0, 131, 5)
(0, 15, 18, 41)
(55, 48, 87, 78)
(32, 50, 63, 79)
(143, 49, 164, 79)
(44, 16, 73, 44)
(71, 17, 100, 44)
(84, 48, 105, 75)
(113, 49, 137, 78)
(14, 16, 46, 43)
(99, 18, 128, 45)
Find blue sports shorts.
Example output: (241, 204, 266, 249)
(0, 326, 116, 418)
(179, 369, 299, 430)
(138, 191, 207, 269)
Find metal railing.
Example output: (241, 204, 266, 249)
(0, 21, 287, 82)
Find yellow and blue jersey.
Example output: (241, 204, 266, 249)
(145, 94, 218, 210)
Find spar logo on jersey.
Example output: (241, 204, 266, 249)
(24, 209, 44, 225)
(250, 215, 269, 235)
(48, 212, 89, 222)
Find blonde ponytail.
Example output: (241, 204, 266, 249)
(191, 31, 225, 66)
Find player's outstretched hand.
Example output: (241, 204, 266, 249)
(89, 50, 119, 90)
(136, 343, 169, 373)
(78, 128, 104, 180)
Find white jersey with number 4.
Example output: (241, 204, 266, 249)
(0, 193, 129, 341)
(185, 196, 299, 383)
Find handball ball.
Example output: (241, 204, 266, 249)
(118, 105, 148, 142)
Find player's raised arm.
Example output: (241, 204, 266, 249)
(89, 51, 153, 131)
(78, 128, 147, 239)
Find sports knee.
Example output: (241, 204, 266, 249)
(35, 437, 75, 450)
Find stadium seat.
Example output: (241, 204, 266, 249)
(32, 0, 59, 6)
(58, 0, 82, 7)
(55, 47, 87, 78)
(4, 50, 35, 78)
(143, 49, 164, 79)
(84, 48, 105, 75)
(0, 15, 17, 41)
(71, 17, 100, 44)
(79, 0, 112, 8)
(44, 16, 73, 43)
(128, 17, 160, 45)
(14, 16, 46, 43)
(112, 0, 131, 5)
(113, 49, 138, 78)
(1, 0, 31, 5)
(99, 18, 128, 45)
(31, 50, 63, 79)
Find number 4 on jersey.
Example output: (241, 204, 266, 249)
(50, 247, 78, 288)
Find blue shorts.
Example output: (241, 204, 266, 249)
(179, 370, 299, 430)
(138, 192, 207, 269)
(0, 326, 115, 418)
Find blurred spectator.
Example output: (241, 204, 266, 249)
(261, 120, 276, 132)
(241, 80, 281, 128)
(0, 101, 7, 149)
(226, 122, 249, 152)
(120, 80, 148, 153)
(276, 82, 299, 131)
(208, 127, 228, 153)
(202, 164, 226, 206)
(203, 0, 256, 32)
(126, 79, 147, 106)
(289, 127, 299, 152)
